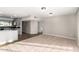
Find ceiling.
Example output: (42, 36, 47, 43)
(0, 7, 78, 18)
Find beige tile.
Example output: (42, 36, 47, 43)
(0, 35, 78, 52)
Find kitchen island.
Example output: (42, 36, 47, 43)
(0, 27, 19, 45)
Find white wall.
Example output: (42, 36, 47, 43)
(38, 20, 43, 33)
(42, 14, 77, 40)
(30, 21, 38, 34)
(77, 9, 79, 45)
(22, 21, 38, 34)
(22, 16, 39, 34)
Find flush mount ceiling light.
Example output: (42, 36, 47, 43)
(41, 7, 46, 10)
(49, 12, 53, 14)
(49, 12, 53, 16)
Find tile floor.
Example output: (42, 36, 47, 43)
(0, 35, 78, 52)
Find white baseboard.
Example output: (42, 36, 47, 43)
(43, 33, 76, 40)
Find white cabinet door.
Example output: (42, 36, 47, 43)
(0, 30, 18, 45)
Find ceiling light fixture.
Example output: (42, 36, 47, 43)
(49, 12, 53, 14)
(41, 7, 46, 10)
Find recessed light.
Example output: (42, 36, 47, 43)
(49, 13, 53, 14)
(41, 7, 46, 10)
